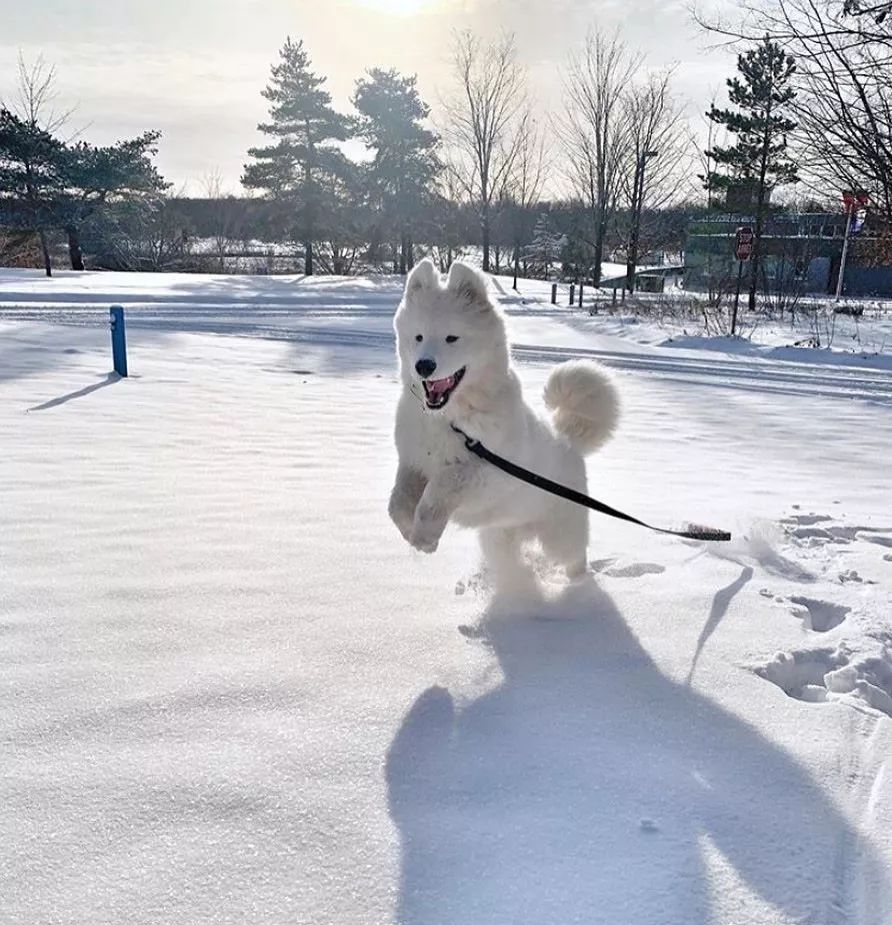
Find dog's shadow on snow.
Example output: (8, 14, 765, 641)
(386, 576, 888, 924)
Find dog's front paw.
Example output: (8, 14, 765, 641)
(409, 507, 445, 554)
(409, 524, 441, 554)
(388, 495, 416, 543)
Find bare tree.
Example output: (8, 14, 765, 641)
(618, 69, 694, 289)
(697, 90, 727, 208)
(783, 1, 892, 220)
(501, 109, 548, 288)
(199, 168, 226, 200)
(441, 31, 527, 272)
(697, 0, 892, 221)
(560, 29, 642, 285)
(197, 168, 243, 272)
(6, 53, 74, 135)
(430, 152, 469, 270)
(0, 54, 74, 275)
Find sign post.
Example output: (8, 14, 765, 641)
(835, 191, 869, 302)
(109, 306, 128, 377)
(732, 226, 754, 336)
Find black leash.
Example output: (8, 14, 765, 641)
(450, 424, 731, 543)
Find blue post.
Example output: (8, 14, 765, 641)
(109, 306, 128, 377)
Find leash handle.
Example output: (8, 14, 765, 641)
(451, 424, 731, 543)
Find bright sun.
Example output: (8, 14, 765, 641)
(354, 0, 439, 14)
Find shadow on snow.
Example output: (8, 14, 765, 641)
(387, 576, 888, 924)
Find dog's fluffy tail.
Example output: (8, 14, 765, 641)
(544, 360, 620, 456)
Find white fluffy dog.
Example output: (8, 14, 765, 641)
(388, 258, 620, 587)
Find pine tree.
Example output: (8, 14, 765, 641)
(0, 108, 64, 276)
(243, 38, 350, 275)
(705, 37, 798, 311)
(58, 133, 168, 270)
(353, 69, 439, 274)
(523, 214, 565, 280)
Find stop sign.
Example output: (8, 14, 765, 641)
(735, 226, 754, 261)
(842, 191, 869, 208)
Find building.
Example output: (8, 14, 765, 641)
(685, 212, 892, 298)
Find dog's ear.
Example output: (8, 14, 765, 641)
(446, 261, 489, 307)
(405, 258, 439, 297)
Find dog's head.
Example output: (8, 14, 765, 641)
(394, 258, 508, 413)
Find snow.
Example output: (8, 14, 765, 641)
(1, 268, 891, 924)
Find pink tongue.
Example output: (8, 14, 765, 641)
(427, 375, 454, 397)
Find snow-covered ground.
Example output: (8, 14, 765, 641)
(1, 269, 891, 924)
(493, 274, 892, 362)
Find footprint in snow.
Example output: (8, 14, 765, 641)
(753, 645, 892, 719)
(781, 513, 892, 558)
(789, 596, 851, 633)
(781, 513, 833, 527)
(759, 588, 788, 603)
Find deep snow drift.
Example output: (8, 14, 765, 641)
(1, 270, 891, 924)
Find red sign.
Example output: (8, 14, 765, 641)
(735, 226, 754, 261)
(842, 191, 869, 208)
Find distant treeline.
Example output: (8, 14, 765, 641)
(3, 0, 892, 294)
(0, 192, 696, 279)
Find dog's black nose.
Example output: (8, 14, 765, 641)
(415, 358, 437, 378)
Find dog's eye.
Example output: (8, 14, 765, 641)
(415, 334, 423, 343)
(445, 335, 459, 343)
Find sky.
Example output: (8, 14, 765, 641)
(0, 0, 735, 195)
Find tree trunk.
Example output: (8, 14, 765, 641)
(592, 217, 606, 287)
(400, 233, 408, 275)
(66, 226, 85, 271)
(626, 162, 643, 294)
(749, 185, 768, 313)
(406, 237, 414, 270)
(512, 244, 520, 290)
(749, 89, 776, 314)
(481, 207, 491, 273)
(38, 228, 52, 277)
(304, 240, 313, 276)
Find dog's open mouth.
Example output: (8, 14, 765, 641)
(422, 367, 466, 409)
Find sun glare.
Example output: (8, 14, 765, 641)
(354, 0, 440, 14)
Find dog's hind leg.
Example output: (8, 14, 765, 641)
(479, 527, 537, 596)
(539, 505, 589, 580)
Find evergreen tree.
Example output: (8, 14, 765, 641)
(243, 37, 350, 275)
(314, 156, 369, 275)
(58, 132, 169, 270)
(353, 68, 439, 274)
(705, 38, 798, 311)
(523, 213, 564, 279)
(0, 108, 64, 276)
